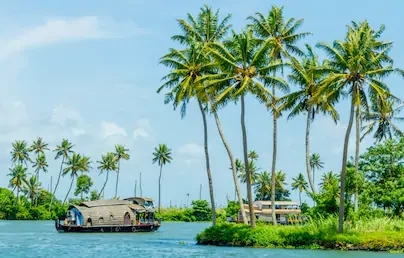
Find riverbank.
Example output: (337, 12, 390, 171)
(195, 218, 404, 252)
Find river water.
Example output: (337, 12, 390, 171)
(0, 221, 400, 257)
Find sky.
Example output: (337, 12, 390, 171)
(0, 0, 403, 208)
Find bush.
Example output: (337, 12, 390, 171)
(196, 216, 404, 252)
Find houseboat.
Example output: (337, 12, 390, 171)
(237, 200, 303, 224)
(54, 197, 161, 233)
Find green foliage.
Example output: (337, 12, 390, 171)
(156, 199, 218, 222)
(196, 217, 404, 251)
(225, 200, 239, 218)
(0, 187, 67, 220)
(74, 174, 94, 198)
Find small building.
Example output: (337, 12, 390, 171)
(238, 200, 302, 224)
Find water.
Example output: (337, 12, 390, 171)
(0, 221, 400, 257)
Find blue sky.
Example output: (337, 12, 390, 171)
(0, 0, 403, 208)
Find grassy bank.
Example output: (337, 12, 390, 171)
(195, 217, 404, 252)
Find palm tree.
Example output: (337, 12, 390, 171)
(162, 5, 251, 226)
(32, 153, 48, 186)
(49, 139, 74, 210)
(8, 164, 28, 204)
(314, 20, 399, 232)
(97, 152, 118, 199)
(279, 44, 339, 194)
(152, 144, 173, 213)
(248, 5, 310, 225)
(62, 153, 91, 204)
(22, 175, 41, 206)
(114, 144, 130, 199)
(208, 27, 286, 228)
(291, 173, 308, 206)
(254, 171, 271, 200)
(309, 153, 324, 190)
(29, 137, 49, 155)
(238, 160, 260, 185)
(10, 140, 31, 166)
(29, 137, 49, 185)
(361, 95, 404, 143)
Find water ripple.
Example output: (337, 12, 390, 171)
(0, 221, 395, 258)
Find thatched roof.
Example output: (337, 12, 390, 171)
(79, 200, 131, 208)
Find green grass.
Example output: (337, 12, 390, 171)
(195, 216, 404, 252)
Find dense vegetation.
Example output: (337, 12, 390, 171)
(156, 3, 404, 251)
(196, 217, 404, 252)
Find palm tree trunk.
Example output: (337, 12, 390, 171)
(16, 186, 20, 206)
(299, 191, 302, 206)
(198, 99, 216, 226)
(354, 106, 360, 212)
(211, 107, 247, 225)
(240, 95, 255, 228)
(63, 176, 75, 204)
(49, 156, 65, 211)
(98, 170, 109, 199)
(338, 94, 356, 233)
(158, 164, 163, 213)
(271, 86, 277, 226)
(115, 160, 120, 199)
(305, 109, 316, 195)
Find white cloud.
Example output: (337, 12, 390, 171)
(51, 104, 84, 126)
(0, 16, 146, 60)
(178, 143, 204, 157)
(133, 118, 151, 140)
(100, 121, 127, 139)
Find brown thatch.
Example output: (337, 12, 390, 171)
(124, 197, 154, 205)
(80, 200, 131, 208)
(70, 204, 135, 227)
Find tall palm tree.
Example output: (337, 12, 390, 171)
(170, 6, 233, 225)
(254, 171, 271, 200)
(22, 175, 41, 206)
(49, 139, 74, 210)
(152, 144, 173, 213)
(314, 20, 399, 232)
(361, 95, 404, 143)
(32, 153, 48, 186)
(158, 39, 220, 224)
(62, 153, 91, 204)
(279, 44, 339, 194)
(29, 137, 49, 155)
(208, 27, 286, 228)
(114, 144, 130, 199)
(238, 160, 260, 185)
(309, 153, 324, 190)
(8, 164, 28, 204)
(97, 152, 118, 199)
(10, 140, 31, 166)
(29, 137, 49, 186)
(291, 173, 308, 206)
(248, 5, 310, 225)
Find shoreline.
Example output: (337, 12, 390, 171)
(195, 223, 404, 253)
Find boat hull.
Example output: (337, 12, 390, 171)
(55, 219, 161, 233)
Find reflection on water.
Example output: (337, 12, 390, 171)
(0, 221, 397, 258)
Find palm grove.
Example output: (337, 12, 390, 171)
(157, 5, 404, 233)
(2, 137, 131, 219)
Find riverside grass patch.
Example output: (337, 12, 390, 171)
(195, 217, 404, 252)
